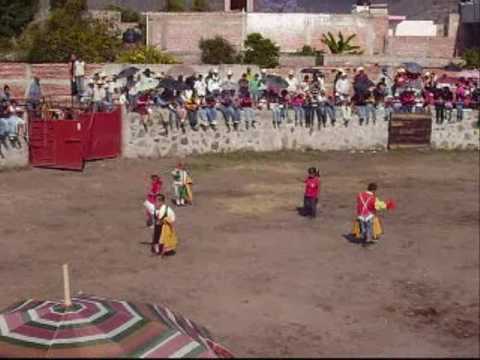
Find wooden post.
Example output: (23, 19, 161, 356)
(63, 264, 72, 307)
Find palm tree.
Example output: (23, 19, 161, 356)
(321, 32, 364, 55)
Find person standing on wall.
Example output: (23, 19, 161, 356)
(73, 56, 86, 99)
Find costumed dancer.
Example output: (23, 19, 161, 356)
(144, 194, 178, 257)
(301, 167, 320, 218)
(145, 174, 162, 227)
(171, 163, 194, 206)
(352, 182, 395, 246)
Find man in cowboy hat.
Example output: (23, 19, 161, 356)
(221, 69, 237, 96)
(207, 68, 221, 97)
(93, 79, 106, 111)
(286, 70, 299, 94)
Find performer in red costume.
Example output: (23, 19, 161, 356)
(353, 182, 395, 246)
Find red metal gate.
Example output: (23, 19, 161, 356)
(80, 107, 122, 161)
(29, 107, 121, 171)
(29, 119, 84, 170)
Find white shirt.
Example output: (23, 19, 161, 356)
(207, 78, 221, 93)
(336, 78, 351, 95)
(93, 86, 105, 102)
(144, 201, 176, 223)
(286, 76, 299, 92)
(194, 80, 207, 97)
(74, 60, 85, 77)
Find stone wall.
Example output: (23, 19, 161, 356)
(123, 109, 387, 158)
(431, 111, 480, 150)
(0, 141, 29, 170)
(123, 109, 479, 159)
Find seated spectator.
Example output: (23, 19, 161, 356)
(185, 93, 200, 131)
(249, 73, 262, 104)
(218, 90, 236, 131)
(238, 74, 250, 97)
(291, 93, 305, 127)
(240, 92, 256, 129)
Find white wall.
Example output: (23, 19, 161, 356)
(394, 20, 437, 36)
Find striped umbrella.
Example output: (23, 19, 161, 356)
(0, 295, 233, 358)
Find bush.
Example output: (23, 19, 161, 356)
(463, 48, 480, 69)
(199, 36, 237, 64)
(243, 33, 280, 68)
(105, 5, 141, 23)
(166, 0, 185, 11)
(116, 46, 179, 64)
(19, 0, 122, 62)
(192, 0, 209, 11)
(296, 45, 325, 66)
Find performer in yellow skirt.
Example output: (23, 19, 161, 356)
(352, 183, 395, 246)
(144, 194, 178, 257)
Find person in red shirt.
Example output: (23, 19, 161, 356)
(302, 167, 320, 218)
(145, 174, 163, 227)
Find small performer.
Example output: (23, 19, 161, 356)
(171, 163, 193, 206)
(145, 174, 162, 227)
(353, 183, 395, 246)
(302, 167, 320, 218)
(144, 194, 178, 257)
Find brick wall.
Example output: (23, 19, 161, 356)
(148, 12, 245, 52)
(147, 12, 386, 56)
(0, 63, 103, 100)
(385, 36, 456, 58)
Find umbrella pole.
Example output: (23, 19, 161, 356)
(63, 264, 72, 307)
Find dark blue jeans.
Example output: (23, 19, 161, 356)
(303, 196, 317, 218)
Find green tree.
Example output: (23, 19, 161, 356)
(166, 0, 185, 11)
(0, 0, 39, 39)
(321, 32, 364, 55)
(463, 48, 480, 69)
(243, 33, 280, 68)
(19, 0, 121, 62)
(199, 36, 237, 64)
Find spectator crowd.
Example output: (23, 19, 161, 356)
(1, 59, 479, 145)
(68, 62, 479, 135)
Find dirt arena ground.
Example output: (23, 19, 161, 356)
(0, 150, 478, 357)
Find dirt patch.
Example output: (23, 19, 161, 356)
(0, 150, 478, 357)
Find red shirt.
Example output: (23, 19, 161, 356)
(304, 176, 320, 199)
(147, 179, 162, 203)
(356, 191, 376, 218)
